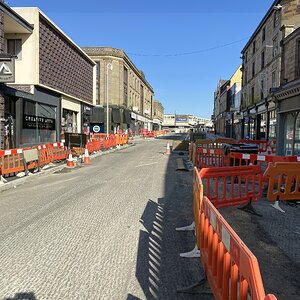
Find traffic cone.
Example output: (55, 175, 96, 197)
(166, 142, 171, 155)
(84, 147, 91, 164)
(67, 150, 75, 168)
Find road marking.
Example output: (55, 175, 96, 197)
(136, 162, 158, 167)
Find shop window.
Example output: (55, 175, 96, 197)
(269, 110, 277, 140)
(294, 112, 300, 155)
(7, 39, 22, 59)
(62, 109, 78, 133)
(284, 113, 294, 155)
(21, 100, 57, 147)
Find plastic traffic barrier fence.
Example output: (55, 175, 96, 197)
(197, 194, 277, 300)
(263, 162, 300, 201)
(0, 149, 25, 176)
(196, 148, 228, 169)
(199, 165, 262, 209)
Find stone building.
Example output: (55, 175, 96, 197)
(82, 47, 154, 134)
(274, 26, 300, 155)
(213, 79, 229, 136)
(153, 100, 164, 131)
(240, 0, 300, 141)
(2, 7, 95, 148)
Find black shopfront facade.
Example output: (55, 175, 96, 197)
(3, 86, 60, 149)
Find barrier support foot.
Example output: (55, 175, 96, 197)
(0, 175, 8, 183)
(239, 200, 262, 217)
(180, 244, 200, 258)
(271, 200, 285, 213)
(176, 221, 195, 231)
(177, 277, 212, 295)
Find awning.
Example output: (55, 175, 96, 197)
(123, 109, 132, 124)
(90, 107, 104, 123)
(112, 108, 121, 123)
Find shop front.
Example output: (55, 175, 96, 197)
(3, 86, 60, 148)
(276, 83, 300, 156)
(61, 96, 81, 134)
(82, 104, 93, 134)
(90, 106, 104, 134)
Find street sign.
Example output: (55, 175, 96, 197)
(0, 55, 15, 83)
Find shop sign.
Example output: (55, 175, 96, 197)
(23, 114, 55, 130)
(176, 117, 187, 122)
(92, 125, 101, 133)
(0, 56, 15, 83)
(83, 105, 92, 115)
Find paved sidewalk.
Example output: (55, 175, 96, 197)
(219, 199, 300, 299)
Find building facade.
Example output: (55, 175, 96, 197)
(2, 7, 95, 148)
(153, 100, 164, 131)
(82, 47, 154, 134)
(0, 1, 33, 149)
(241, 0, 300, 141)
(274, 26, 300, 155)
(213, 80, 229, 136)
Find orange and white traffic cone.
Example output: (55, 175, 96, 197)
(84, 147, 91, 164)
(67, 150, 75, 168)
(166, 142, 171, 155)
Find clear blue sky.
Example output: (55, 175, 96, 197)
(9, 0, 275, 118)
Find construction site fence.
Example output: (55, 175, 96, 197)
(263, 162, 300, 202)
(0, 134, 129, 178)
(193, 167, 277, 300)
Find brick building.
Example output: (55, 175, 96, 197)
(82, 47, 154, 134)
(1, 7, 95, 148)
(274, 26, 300, 155)
(241, 0, 300, 141)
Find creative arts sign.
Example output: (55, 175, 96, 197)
(23, 115, 56, 130)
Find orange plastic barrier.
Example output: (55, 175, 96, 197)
(0, 149, 25, 176)
(199, 165, 262, 208)
(263, 162, 300, 201)
(35, 144, 52, 166)
(50, 142, 67, 161)
(196, 148, 228, 169)
(197, 194, 277, 300)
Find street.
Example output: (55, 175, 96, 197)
(0, 137, 203, 300)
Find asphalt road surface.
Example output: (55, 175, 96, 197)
(0, 136, 206, 300)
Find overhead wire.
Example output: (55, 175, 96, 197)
(127, 37, 249, 57)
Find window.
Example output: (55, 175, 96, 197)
(252, 61, 255, 77)
(123, 67, 128, 105)
(272, 71, 276, 87)
(262, 27, 266, 43)
(7, 39, 22, 59)
(96, 62, 100, 104)
(245, 51, 248, 63)
(297, 41, 300, 78)
(273, 37, 278, 58)
(253, 41, 256, 54)
(261, 51, 265, 69)
(251, 86, 255, 103)
(244, 67, 248, 84)
(260, 79, 264, 100)
(274, 11, 279, 28)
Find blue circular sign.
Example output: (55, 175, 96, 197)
(93, 125, 101, 133)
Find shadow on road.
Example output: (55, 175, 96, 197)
(4, 292, 36, 300)
(127, 145, 210, 299)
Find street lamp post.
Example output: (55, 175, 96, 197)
(106, 63, 113, 136)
